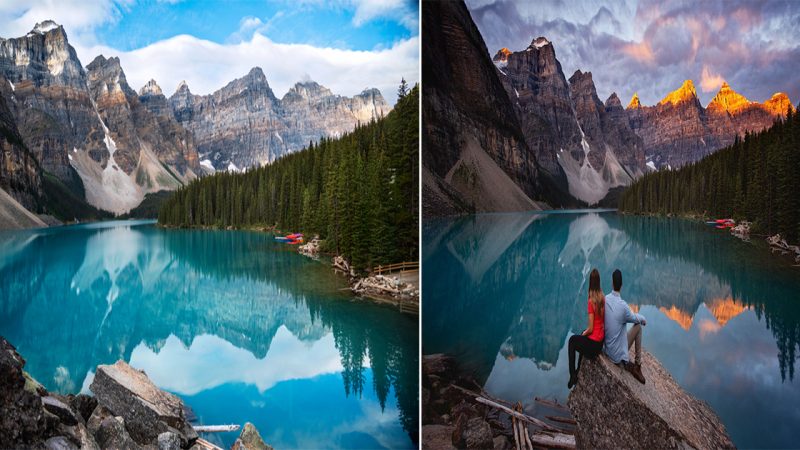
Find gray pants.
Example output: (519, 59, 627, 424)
(628, 323, 642, 364)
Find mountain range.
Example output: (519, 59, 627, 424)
(422, 1, 794, 215)
(0, 20, 390, 223)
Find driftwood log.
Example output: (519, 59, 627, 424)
(475, 397, 559, 432)
(192, 424, 240, 433)
(529, 432, 577, 449)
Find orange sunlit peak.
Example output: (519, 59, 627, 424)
(705, 297, 748, 326)
(659, 305, 693, 330)
(763, 92, 795, 116)
(659, 79, 698, 106)
(708, 81, 752, 113)
(627, 92, 641, 109)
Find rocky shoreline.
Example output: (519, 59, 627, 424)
(0, 336, 272, 450)
(421, 354, 576, 450)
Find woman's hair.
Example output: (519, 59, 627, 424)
(588, 269, 604, 319)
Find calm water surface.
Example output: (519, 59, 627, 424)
(423, 211, 800, 449)
(0, 220, 418, 449)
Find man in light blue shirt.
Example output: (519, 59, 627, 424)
(603, 269, 646, 384)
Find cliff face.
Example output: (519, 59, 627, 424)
(169, 69, 391, 171)
(422, 1, 544, 217)
(0, 21, 104, 190)
(0, 22, 201, 215)
(568, 351, 734, 449)
(63, 55, 200, 214)
(0, 91, 41, 211)
(2, 21, 385, 216)
(495, 40, 645, 205)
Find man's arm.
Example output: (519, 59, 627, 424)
(624, 304, 646, 325)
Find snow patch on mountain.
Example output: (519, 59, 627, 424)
(70, 101, 144, 214)
(532, 37, 550, 49)
(558, 121, 632, 205)
(33, 21, 60, 34)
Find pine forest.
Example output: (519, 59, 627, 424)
(619, 108, 800, 242)
(158, 84, 419, 272)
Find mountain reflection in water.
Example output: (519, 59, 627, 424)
(423, 211, 800, 448)
(0, 221, 418, 449)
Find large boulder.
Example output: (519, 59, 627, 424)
(568, 350, 734, 449)
(422, 425, 456, 450)
(94, 416, 140, 450)
(90, 360, 197, 447)
(0, 336, 54, 447)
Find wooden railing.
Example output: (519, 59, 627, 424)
(370, 261, 419, 275)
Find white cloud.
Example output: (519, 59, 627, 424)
(73, 32, 418, 104)
(1, 1, 417, 105)
(0, 0, 126, 45)
(700, 65, 724, 93)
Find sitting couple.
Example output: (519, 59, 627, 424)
(567, 269, 646, 389)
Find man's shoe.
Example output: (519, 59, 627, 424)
(625, 363, 646, 384)
(567, 374, 577, 389)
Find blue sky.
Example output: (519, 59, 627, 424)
(0, 0, 419, 104)
(95, 0, 417, 51)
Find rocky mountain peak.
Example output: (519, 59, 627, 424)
(659, 79, 698, 106)
(493, 47, 512, 63)
(175, 80, 190, 95)
(86, 55, 130, 92)
(530, 36, 551, 49)
(286, 80, 333, 100)
(359, 87, 383, 98)
(244, 67, 268, 86)
(708, 81, 751, 114)
(31, 20, 64, 36)
(568, 70, 599, 98)
(139, 79, 162, 97)
(605, 92, 622, 111)
(763, 92, 794, 116)
(627, 92, 641, 109)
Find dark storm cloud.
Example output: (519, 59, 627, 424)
(465, 0, 800, 108)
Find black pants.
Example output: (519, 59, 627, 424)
(568, 335, 603, 379)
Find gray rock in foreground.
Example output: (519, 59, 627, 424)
(568, 350, 735, 449)
(90, 360, 197, 447)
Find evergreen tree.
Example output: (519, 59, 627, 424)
(158, 86, 420, 272)
(397, 78, 409, 100)
(620, 113, 800, 242)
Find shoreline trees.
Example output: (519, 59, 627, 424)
(159, 84, 419, 272)
(620, 108, 799, 242)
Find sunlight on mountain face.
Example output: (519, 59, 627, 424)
(659, 79, 698, 106)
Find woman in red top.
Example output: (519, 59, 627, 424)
(567, 268, 605, 389)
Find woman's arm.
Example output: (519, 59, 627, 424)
(583, 313, 594, 336)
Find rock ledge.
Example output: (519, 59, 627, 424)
(568, 350, 734, 449)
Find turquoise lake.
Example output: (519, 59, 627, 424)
(0, 220, 418, 449)
(423, 211, 800, 448)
